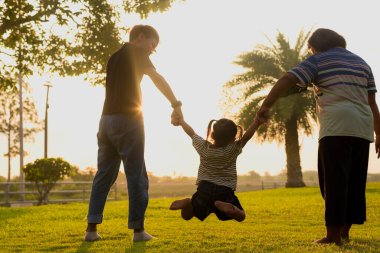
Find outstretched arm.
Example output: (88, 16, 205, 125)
(179, 119, 195, 139)
(244, 73, 298, 146)
(256, 73, 299, 122)
(145, 67, 183, 120)
(369, 93, 380, 158)
(240, 118, 261, 147)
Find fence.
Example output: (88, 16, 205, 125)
(0, 180, 318, 207)
(0, 181, 117, 206)
(237, 180, 318, 192)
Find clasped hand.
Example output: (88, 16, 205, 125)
(171, 108, 183, 126)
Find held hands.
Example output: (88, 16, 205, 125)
(376, 135, 380, 159)
(171, 107, 183, 126)
(254, 106, 271, 126)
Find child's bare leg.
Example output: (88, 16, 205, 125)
(214, 200, 245, 222)
(169, 198, 194, 220)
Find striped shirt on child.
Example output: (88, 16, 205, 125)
(192, 134, 242, 190)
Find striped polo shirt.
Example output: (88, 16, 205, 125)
(192, 134, 243, 190)
(289, 47, 376, 141)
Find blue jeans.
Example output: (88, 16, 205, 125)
(87, 114, 148, 229)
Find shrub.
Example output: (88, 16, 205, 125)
(23, 158, 75, 205)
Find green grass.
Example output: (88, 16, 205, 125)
(1, 183, 380, 253)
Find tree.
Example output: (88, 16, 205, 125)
(0, 0, 181, 196)
(71, 166, 96, 181)
(224, 30, 317, 187)
(0, 0, 182, 90)
(23, 157, 75, 205)
(0, 82, 42, 185)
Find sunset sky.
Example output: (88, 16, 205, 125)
(1, 0, 380, 178)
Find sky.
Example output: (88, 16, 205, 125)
(1, 0, 380, 178)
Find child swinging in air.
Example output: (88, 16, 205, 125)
(170, 115, 262, 222)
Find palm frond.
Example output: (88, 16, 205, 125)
(235, 51, 282, 78)
(275, 33, 300, 71)
(225, 72, 256, 88)
(255, 44, 279, 57)
(235, 96, 266, 128)
(241, 76, 276, 100)
(294, 29, 312, 53)
(263, 33, 280, 54)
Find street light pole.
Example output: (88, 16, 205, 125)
(44, 83, 52, 159)
(18, 73, 25, 201)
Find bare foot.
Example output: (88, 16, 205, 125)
(133, 230, 155, 242)
(341, 224, 351, 242)
(84, 231, 101, 242)
(170, 198, 194, 220)
(314, 237, 342, 246)
(170, 198, 191, 210)
(214, 201, 245, 222)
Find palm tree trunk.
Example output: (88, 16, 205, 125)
(284, 115, 305, 187)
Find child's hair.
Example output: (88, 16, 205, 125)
(206, 118, 243, 147)
(129, 25, 160, 43)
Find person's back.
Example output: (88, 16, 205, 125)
(193, 134, 242, 190)
(102, 43, 153, 116)
(311, 47, 373, 107)
(291, 47, 375, 142)
(256, 28, 380, 245)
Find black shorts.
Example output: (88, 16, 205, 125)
(191, 181, 243, 221)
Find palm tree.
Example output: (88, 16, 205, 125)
(224, 30, 316, 187)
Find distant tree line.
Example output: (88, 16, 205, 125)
(2, 169, 380, 184)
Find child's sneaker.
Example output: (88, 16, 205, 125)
(84, 231, 101, 242)
(133, 230, 155, 242)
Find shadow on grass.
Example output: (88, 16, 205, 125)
(125, 241, 146, 253)
(339, 238, 380, 252)
(75, 241, 94, 253)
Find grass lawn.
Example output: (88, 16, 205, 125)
(1, 183, 379, 253)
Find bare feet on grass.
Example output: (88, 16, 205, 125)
(314, 226, 342, 245)
(133, 230, 155, 242)
(341, 224, 351, 242)
(169, 198, 194, 220)
(214, 201, 245, 222)
(170, 198, 191, 210)
(314, 237, 342, 246)
(84, 231, 101, 242)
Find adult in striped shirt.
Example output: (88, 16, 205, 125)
(255, 28, 380, 245)
(169, 116, 262, 222)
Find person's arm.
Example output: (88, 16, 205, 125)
(369, 93, 380, 158)
(179, 118, 195, 138)
(240, 118, 261, 147)
(145, 67, 183, 120)
(256, 73, 299, 122)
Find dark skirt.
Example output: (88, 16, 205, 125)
(318, 136, 370, 226)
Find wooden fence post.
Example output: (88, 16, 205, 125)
(82, 184, 86, 202)
(5, 183, 10, 205)
(114, 183, 117, 200)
